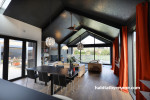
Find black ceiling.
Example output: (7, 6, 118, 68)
(4, 0, 144, 44)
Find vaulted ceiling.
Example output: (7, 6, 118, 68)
(3, 0, 143, 44)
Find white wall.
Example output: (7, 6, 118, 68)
(0, 14, 42, 66)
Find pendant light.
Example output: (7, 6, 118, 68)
(45, 12, 55, 47)
(62, 45, 68, 50)
(77, 35, 84, 50)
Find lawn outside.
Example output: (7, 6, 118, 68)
(74, 55, 110, 64)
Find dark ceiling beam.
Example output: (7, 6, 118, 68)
(68, 31, 89, 45)
(59, 26, 82, 44)
(82, 25, 114, 41)
(68, 31, 111, 45)
(65, 7, 122, 29)
(68, 43, 112, 47)
(88, 31, 112, 43)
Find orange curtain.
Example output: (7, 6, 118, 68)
(136, 2, 150, 100)
(117, 26, 128, 93)
(111, 37, 119, 70)
(111, 42, 115, 70)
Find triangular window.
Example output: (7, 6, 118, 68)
(77, 35, 105, 44)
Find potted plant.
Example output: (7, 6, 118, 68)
(67, 54, 76, 70)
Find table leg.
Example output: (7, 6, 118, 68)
(51, 75, 54, 95)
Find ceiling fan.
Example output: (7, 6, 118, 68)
(67, 12, 78, 31)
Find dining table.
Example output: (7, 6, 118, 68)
(28, 66, 79, 95)
(0, 79, 61, 100)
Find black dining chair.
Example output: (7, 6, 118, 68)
(38, 71, 51, 86)
(26, 68, 39, 88)
(66, 74, 78, 93)
(56, 65, 64, 68)
(53, 74, 71, 95)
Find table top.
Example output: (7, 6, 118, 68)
(0, 79, 60, 100)
(28, 66, 78, 78)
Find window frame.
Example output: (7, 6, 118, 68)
(0, 34, 37, 81)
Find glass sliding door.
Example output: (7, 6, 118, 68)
(26, 42, 36, 69)
(95, 47, 110, 64)
(0, 38, 4, 79)
(8, 39, 23, 80)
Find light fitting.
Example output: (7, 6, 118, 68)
(62, 45, 68, 50)
(45, 37, 55, 47)
(77, 42, 84, 50)
(67, 12, 78, 31)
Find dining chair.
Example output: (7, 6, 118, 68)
(26, 68, 39, 88)
(53, 74, 71, 95)
(38, 71, 51, 86)
(38, 71, 51, 94)
(66, 73, 78, 93)
(56, 65, 64, 68)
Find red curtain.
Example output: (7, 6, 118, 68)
(111, 37, 119, 70)
(117, 26, 128, 93)
(136, 2, 150, 100)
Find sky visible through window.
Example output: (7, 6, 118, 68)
(77, 35, 105, 44)
(0, 0, 4, 8)
(0, 0, 11, 9)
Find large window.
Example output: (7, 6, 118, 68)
(73, 47, 80, 61)
(133, 31, 136, 93)
(0, 35, 37, 80)
(8, 39, 22, 80)
(81, 48, 94, 63)
(0, 38, 4, 79)
(72, 35, 111, 64)
(80, 36, 94, 44)
(25, 42, 36, 75)
(95, 47, 110, 64)
(26, 42, 36, 68)
(0, 0, 11, 9)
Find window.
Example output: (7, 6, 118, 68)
(95, 47, 110, 64)
(0, 0, 4, 8)
(26, 42, 36, 68)
(133, 31, 136, 93)
(80, 36, 94, 44)
(81, 48, 94, 62)
(72, 35, 111, 64)
(95, 38, 105, 44)
(73, 47, 80, 61)
(0, 38, 4, 79)
(0, 35, 37, 80)
(8, 39, 22, 80)
(0, 0, 11, 9)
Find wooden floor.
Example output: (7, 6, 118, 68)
(13, 65, 133, 100)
